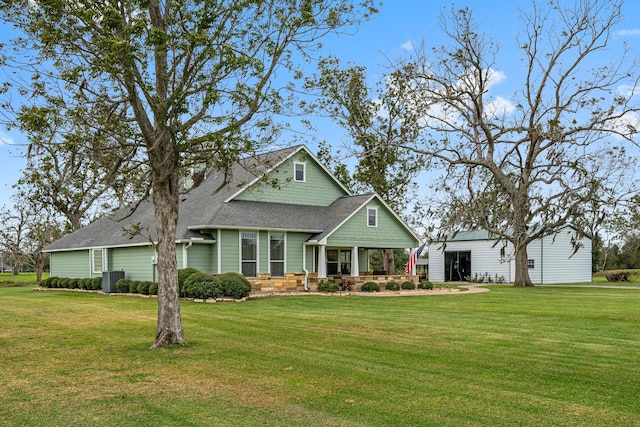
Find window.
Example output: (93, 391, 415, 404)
(340, 250, 351, 275)
(241, 231, 257, 277)
(325, 249, 351, 276)
(294, 162, 306, 182)
(527, 259, 535, 269)
(367, 207, 378, 227)
(92, 249, 104, 273)
(326, 249, 339, 275)
(269, 232, 285, 277)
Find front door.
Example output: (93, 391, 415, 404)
(326, 249, 352, 276)
(444, 251, 471, 282)
(327, 250, 339, 275)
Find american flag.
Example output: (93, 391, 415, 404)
(404, 243, 426, 276)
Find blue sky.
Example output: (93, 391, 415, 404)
(1, 0, 639, 209)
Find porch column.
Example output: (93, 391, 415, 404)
(318, 244, 327, 278)
(350, 246, 359, 277)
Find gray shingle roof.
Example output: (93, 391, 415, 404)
(44, 145, 375, 251)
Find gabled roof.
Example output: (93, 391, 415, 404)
(223, 144, 351, 202)
(44, 145, 403, 252)
(188, 194, 373, 235)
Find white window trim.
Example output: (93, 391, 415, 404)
(367, 207, 378, 227)
(268, 232, 286, 276)
(239, 231, 258, 276)
(92, 248, 106, 274)
(294, 161, 306, 182)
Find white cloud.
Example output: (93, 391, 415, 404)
(0, 131, 14, 146)
(610, 110, 640, 141)
(400, 40, 414, 51)
(617, 84, 639, 98)
(615, 29, 640, 38)
(485, 96, 515, 118)
(486, 68, 506, 88)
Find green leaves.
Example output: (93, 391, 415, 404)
(307, 56, 424, 213)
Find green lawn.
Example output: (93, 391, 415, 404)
(0, 272, 49, 284)
(1, 285, 639, 426)
(592, 269, 640, 284)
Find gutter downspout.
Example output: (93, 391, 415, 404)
(540, 234, 543, 285)
(217, 229, 222, 274)
(303, 242, 309, 292)
(183, 241, 193, 269)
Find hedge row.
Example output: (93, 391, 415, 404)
(39, 268, 252, 300)
(114, 279, 158, 295)
(40, 276, 102, 290)
(316, 280, 434, 293)
(178, 269, 251, 300)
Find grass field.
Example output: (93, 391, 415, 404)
(1, 284, 639, 426)
(592, 269, 640, 284)
(0, 272, 49, 285)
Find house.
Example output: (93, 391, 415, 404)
(427, 225, 592, 284)
(43, 145, 421, 292)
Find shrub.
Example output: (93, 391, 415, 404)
(129, 280, 140, 294)
(115, 279, 131, 293)
(418, 281, 433, 290)
(68, 278, 80, 289)
(402, 281, 416, 290)
(204, 279, 223, 299)
(148, 282, 158, 295)
(137, 281, 151, 295)
(178, 268, 202, 293)
(385, 281, 400, 291)
(40, 277, 55, 288)
(361, 282, 380, 292)
(218, 272, 252, 299)
(61, 278, 72, 288)
(183, 273, 223, 299)
(182, 272, 209, 298)
(317, 280, 339, 293)
(91, 277, 102, 290)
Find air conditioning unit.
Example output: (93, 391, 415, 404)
(102, 271, 125, 293)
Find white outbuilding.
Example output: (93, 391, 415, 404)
(427, 224, 592, 284)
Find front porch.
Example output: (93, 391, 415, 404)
(246, 272, 420, 293)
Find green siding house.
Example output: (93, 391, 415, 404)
(44, 145, 420, 291)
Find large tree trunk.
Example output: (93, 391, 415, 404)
(35, 257, 45, 282)
(150, 170, 185, 348)
(511, 192, 534, 287)
(513, 242, 534, 287)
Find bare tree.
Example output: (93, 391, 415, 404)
(0, 197, 62, 280)
(389, 0, 639, 285)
